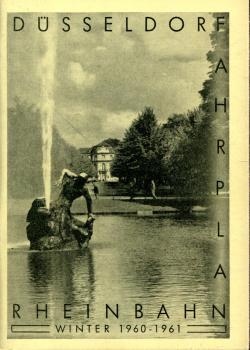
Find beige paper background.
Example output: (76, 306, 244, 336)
(0, 0, 248, 349)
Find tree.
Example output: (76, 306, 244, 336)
(162, 13, 229, 196)
(199, 13, 229, 117)
(8, 99, 44, 198)
(199, 13, 229, 192)
(112, 107, 168, 194)
(97, 138, 120, 149)
(163, 108, 210, 195)
(67, 149, 97, 177)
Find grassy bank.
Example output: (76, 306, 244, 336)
(72, 197, 178, 214)
(8, 196, 208, 216)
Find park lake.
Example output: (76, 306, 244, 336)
(8, 204, 229, 339)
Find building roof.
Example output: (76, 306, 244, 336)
(90, 138, 120, 155)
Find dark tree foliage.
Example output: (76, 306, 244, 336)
(97, 138, 120, 148)
(199, 13, 229, 118)
(163, 108, 210, 195)
(199, 12, 229, 190)
(112, 107, 168, 190)
(164, 13, 229, 196)
(8, 99, 44, 198)
(67, 148, 96, 177)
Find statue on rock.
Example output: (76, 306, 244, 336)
(26, 169, 95, 250)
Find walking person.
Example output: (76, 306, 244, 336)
(150, 179, 157, 199)
(93, 182, 99, 199)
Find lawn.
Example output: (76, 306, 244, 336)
(71, 197, 178, 214)
(8, 196, 209, 216)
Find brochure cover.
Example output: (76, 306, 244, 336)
(0, 1, 248, 349)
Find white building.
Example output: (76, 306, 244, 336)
(90, 145, 118, 182)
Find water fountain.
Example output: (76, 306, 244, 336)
(26, 21, 94, 250)
(40, 18, 57, 210)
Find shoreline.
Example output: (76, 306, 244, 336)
(7, 196, 212, 216)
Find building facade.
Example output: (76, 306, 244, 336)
(90, 145, 118, 182)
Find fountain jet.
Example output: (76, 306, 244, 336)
(39, 20, 57, 209)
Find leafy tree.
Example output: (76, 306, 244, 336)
(8, 99, 44, 198)
(112, 107, 168, 193)
(199, 12, 229, 191)
(97, 138, 120, 149)
(67, 148, 97, 177)
(163, 108, 210, 195)
(163, 13, 229, 196)
(199, 13, 229, 117)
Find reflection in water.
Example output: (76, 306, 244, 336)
(137, 257, 163, 290)
(8, 214, 229, 338)
(28, 252, 53, 290)
(27, 248, 95, 321)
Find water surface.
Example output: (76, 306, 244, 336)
(8, 214, 229, 338)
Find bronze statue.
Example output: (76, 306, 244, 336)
(26, 169, 95, 250)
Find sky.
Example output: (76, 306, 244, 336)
(8, 13, 213, 148)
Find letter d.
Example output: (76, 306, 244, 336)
(14, 17, 24, 31)
(145, 17, 156, 32)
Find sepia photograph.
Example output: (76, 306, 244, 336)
(6, 11, 230, 340)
